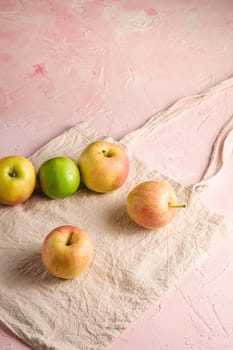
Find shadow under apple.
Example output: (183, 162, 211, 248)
(103, 201, 149, 237)
(9, 248, 62, 286)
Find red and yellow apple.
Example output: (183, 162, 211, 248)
(41, 225, 94, 279)
(126, 180, 185, 229)
(38, 157, 80, 199)
(78, 140, 129, 193)
(0, 155, 36, 206)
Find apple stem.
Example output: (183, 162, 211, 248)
(66, 232, 74, 246)
(168, 204, 186, 208)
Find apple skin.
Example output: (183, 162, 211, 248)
(41, 225, 94, 279)
(38, 157, 80, 199)
(126, 180, 178, 229)
(78, 140, 129, 193)
(0, 155, 36, 206)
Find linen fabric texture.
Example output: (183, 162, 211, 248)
(0, 77, 233, 350)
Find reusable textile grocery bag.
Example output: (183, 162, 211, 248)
(0, 77, 233, 350)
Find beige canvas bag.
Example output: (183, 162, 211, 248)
(0, 77, 233, 350)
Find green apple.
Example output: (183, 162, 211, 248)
(0, 155, 36, 206)
(38, 157, 80, 199)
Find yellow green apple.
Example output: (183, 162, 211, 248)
(126, 180, 185, 229)
(38, 157, 80, 199)
(78, 140, 130, 193)
(0, 155, 36, 205)
(41, 225, 94, 279)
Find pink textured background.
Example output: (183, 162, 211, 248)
(0, 1, 233, 349)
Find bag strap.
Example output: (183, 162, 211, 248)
(193, 115, 233, 192)
(120, 76, 233, 148)
(120, 76, 233, 188)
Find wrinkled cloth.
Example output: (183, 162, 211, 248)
(0, 77, 233, 350)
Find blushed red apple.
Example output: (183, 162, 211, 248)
(78, 140, 129, 193)
(41, 225, 94, 279)
(126, 180, 185, 229)
(0, 155, 36, 206)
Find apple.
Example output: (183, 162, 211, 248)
(41, 225, 94, 279)
(126, 180, 185, 229)
(38, 157, 80, 199)
(0, 155, 36, 206)
(77, 140, 129, 193)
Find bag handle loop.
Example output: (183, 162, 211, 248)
(120, 76, 233, 148)
(120, 76, 233, 187)
(193, 115, 233, 192)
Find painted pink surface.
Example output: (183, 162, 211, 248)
(0, 1, 233, 349)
